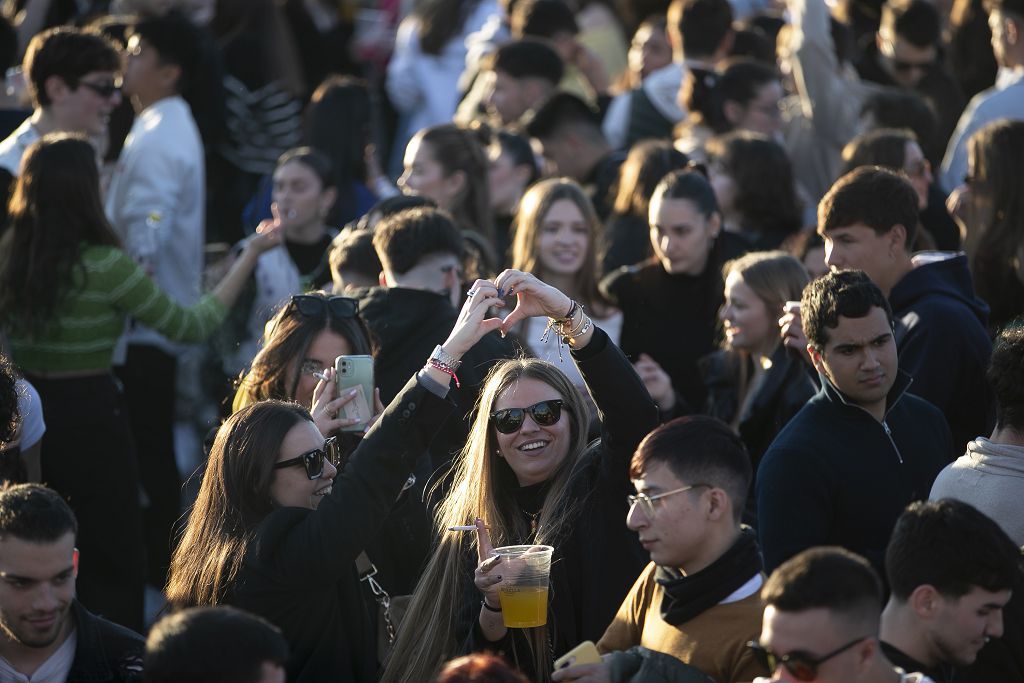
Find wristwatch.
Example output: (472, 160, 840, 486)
(430, 345, 461, 371)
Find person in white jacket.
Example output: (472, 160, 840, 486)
(104, 15, 206, 596)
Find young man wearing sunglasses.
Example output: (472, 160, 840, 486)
(553, 416, 769, 683)
(0, 27, 120, 228)
(758, 269, 952, 578)
(753, 547, 935, 683)
(879, 499, 1019, 683)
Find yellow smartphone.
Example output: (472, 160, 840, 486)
(334, 355, 374, 432)
(553, 640, 602, 671)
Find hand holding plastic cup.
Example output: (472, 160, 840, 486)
(493, 544, 554, 628)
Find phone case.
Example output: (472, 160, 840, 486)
(334, 355, 374, 432)
(553, 640, 601, 670)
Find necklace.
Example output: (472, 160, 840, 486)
(522, 509, 540, 536)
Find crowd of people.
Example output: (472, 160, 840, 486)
(0, 0, 1021, 681)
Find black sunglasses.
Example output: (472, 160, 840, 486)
(290, 295, 359, 319)
(747, 637, 868, 681)
(490, 400, 564, 434)
(272, 436, 341, 480)
(78, 80, 120, 98)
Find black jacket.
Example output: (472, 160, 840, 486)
(700, 344, 817, 472)
(68, 600, 145, 683)
(889, 254, 993, 452)
(447, 328, 659, 676)
(359, 286, 517, 469)
(756, 371, 953, 577)
(227, 376, 454, 683)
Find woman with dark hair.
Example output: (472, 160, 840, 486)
(950, 119, 1024, 333)
(384, 271, 657, 682)
(604, 139, 688, 272)
(706, 131, 803, 250)
(166, 277, 506, 682)
(400, 123, 498, 272)
(487, 129, 540, 261)
(0, 133, 281, 630)
(675, 58, 784, 160)
(223, 147, 343, 377)
(840, 127, 960, 251)
(601, 168, 750, 418)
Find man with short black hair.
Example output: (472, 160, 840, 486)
(757, 270, 952, 576)
(816, 167, 992, 452)
(856, 0, 965, 153)
(0, 27, 120, 225)
(106, 13, 206, 600)
(526, 92, 622, 218)
(880, 499, 1020, 682)
(483, 39, 563, 126)
(144, 606, 288, 683)
(555, 416, 768, 682)
(0, 483, 145, 682)
(754, 547, 936, 682)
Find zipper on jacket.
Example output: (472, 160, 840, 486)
(882, 420, 904, 464)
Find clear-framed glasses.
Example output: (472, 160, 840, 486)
(627, 483, 710, 518)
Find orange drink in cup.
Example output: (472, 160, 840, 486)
(494, 545, 554, 628)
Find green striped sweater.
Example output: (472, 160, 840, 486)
(6, 245, 228, 373)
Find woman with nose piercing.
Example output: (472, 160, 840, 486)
(219, 146, 343, 378)
(384, 271, 659, 683)
(165, 278, 505, 682)
(601, 167, 751, 421)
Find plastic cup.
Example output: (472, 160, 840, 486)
(494, 544, 554, 628)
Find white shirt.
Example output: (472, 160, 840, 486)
(0, 628, 76, 683)
(105, 95, 206, 356)
(0, 118, 39, 177)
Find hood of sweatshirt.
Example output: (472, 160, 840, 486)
(889, 252, 989, 328)
(963, 437, 1024, 476)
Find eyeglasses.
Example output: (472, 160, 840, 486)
(290, 295, 359, 319)
(78, 80, 121, 99)
(272, 436, 341, 480)
(627, 483, 710, 518)
(490, 399, 564, 434)
(746, 636, 869, 681)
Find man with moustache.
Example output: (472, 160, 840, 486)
(757, 270, 952, 577)
(0, 484, 144, 681)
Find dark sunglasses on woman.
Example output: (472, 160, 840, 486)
(746, 636, 868, 681)
(490, 399, 564, 434)
(272, 436, 342, 480)
(289, 294, 360, 319)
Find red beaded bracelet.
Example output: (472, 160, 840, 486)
(427, 358, 461, 388)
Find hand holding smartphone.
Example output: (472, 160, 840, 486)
(553, 640, 602, 670)
(334, 355, 374, 432)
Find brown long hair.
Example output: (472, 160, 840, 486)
(510, 178, 611, 316)
(233, 292, 372, 411)
(0, 134, 120, 340)
(165, 400, 311, 608)
(382, 359, 590, 683)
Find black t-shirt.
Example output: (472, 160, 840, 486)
(285, 234, 334, 290)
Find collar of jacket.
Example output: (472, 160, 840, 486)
(817, 367, 914, 421)
(68, 600, 143, 681)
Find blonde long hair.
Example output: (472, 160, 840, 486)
(382, 359, 591, 683)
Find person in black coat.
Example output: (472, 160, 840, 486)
(164, 280, 507, 683)
(383, 271, 660, 683)
(757, 271, 953, 579)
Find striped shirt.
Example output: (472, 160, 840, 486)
(7, 245, 227, 373)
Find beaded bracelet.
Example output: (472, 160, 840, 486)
(427, 358, 461, 388)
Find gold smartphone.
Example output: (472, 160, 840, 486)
(553, 640, 602, 671)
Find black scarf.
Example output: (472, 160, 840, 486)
(656, 527, 762, 626)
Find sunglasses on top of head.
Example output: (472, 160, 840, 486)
(272, 436, 342, 480)
(289, 295, 360, 319)
(746, 636, 869, 681)
(490, 399, 564, 434)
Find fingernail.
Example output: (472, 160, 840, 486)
(497, 288, 505, 297)
(348, 388, 358, 396)
(500, 330, 506, 339)
(495, 575, 502, 581)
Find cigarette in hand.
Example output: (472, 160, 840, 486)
(448, 525, 491, 531)
(313, 371, 329, 382)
